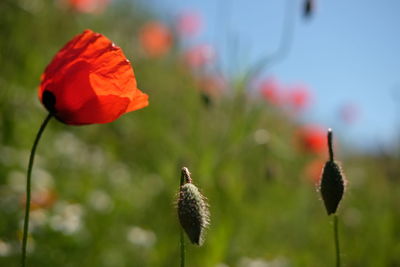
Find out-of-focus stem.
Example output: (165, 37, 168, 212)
(180, 228, 185, 267)
(21, 113, 52, 267)
(328, 128, 334, 162)
(333, 214, 341, 267)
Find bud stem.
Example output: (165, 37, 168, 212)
(328, 128, 334, 162)
(21, 113, 53, 267)
(180, 228, 185, 267)
(333, 214, 341, 267)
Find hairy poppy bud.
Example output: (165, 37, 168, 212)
(177, 167, 210, 246)
(320, 161, 344, 215)
(303, 0, 314, 18)
(319, 129, 346, 215)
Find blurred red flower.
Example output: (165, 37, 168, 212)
(177, 11, 202, 37)
(259, 78, 282, 106)
(139, 21, 172, 58)
(286, 85, 310, 110)
(198, 75, 225, 98)
(304, 159, 324, 183)
(66, 0, 110, 14)
(184, 44, 215, 69)
(21, 189, 57, 211)
(39, 29, 148, 125)
(295, 125, 327, 154)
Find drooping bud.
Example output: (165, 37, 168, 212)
(303, 0, 314, 18)
(177, 167, 210, 245)
(319, 129, 345, 215)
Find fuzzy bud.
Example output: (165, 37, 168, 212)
(319, 129, 345, 215)
(177, 167, 210, 246)
(320, 161, 344, 215)
(303, 0, 314, 18)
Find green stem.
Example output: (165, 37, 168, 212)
(21, 113, 52, 267)
(328, 128, 334, 162)
(180, 228, 185, 267)
(333, 214, 341, 267)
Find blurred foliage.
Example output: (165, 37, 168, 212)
(1, 0, 400, 267)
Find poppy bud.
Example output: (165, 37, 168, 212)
(177, 167, 210, 246)
(320, 161, 345, 215)
(303, 0, 314, 18)
(319, 129, 346, 215)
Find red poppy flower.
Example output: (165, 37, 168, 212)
(184, 44, 215, 69)
(177, 11, 202, 37)
(286, 84, 310, 110)
(259, 77, 282, 106)
(200, 74, 225, 92)
(39, 29, 148, 125)
(295, 125, 327, 154)
(304, 159, 324, 183)
(21, 189, 57, 211)
(65, 0, 110, 14)
(139, 21, 172, 58)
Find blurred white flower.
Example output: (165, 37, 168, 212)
(0, 240, 11, 257)
(239, 258, 269, 267)
(88, 190, 113, 213)
(7, 168, 54, 194)
(7, 170, 25, 192)
(54, 132, 108, 172)
(127, 226, 156, 248)
(30, 209, 49, 230)
(254, 129, 270, 145)
(17, 0, 44, 13)
(50, 202, 84, 234)
(89, 146, 107, 172)
(238, 257, 289, 267)
(32, 168, 54, 191)
(108, 163, 131, 187)
(0, 147, 34, 169)
(54, 132, 84, 157)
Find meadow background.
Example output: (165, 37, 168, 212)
(1, 0, 400, 266)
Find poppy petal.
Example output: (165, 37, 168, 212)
(39, 29, 148, 125)
(126, 88, 149, 112)
(60, 95, 130, 125)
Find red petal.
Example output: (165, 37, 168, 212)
(60, 95, 130, 125)
(39, 29, 148, 125)
(126, 88, 149, 112)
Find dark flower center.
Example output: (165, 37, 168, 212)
(42, 90, 57, 114)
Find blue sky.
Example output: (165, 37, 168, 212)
(143, 0, 400, 152)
